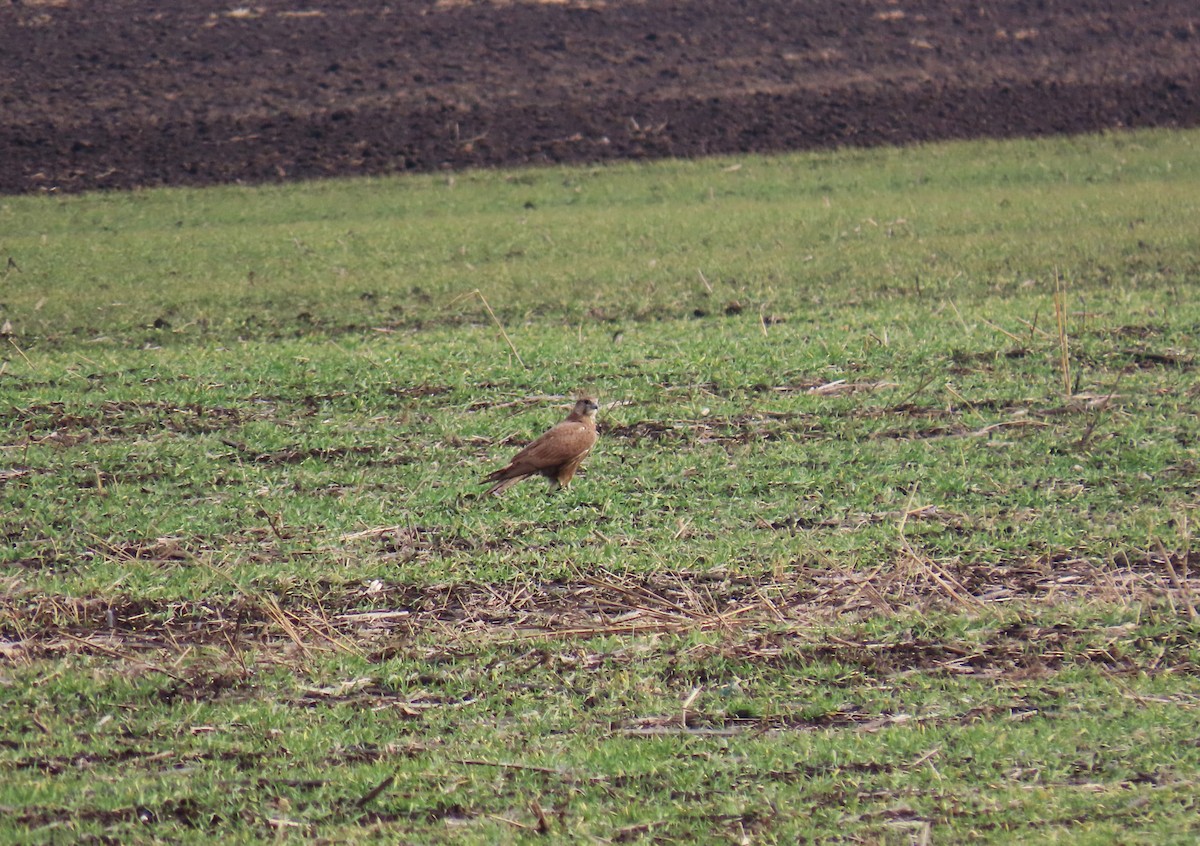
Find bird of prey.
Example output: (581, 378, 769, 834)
(481, 396, 599, 496)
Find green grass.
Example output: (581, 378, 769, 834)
(4, 129, 1198, 346)
(2, 128, 1199, 843)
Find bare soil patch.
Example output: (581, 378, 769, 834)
(3, 0, 1199, 193)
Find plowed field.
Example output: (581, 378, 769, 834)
(3, 0, 1199, 193)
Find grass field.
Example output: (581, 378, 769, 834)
(3, 128, 1200, 843)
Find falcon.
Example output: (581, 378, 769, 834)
(481, 396, 599, 495)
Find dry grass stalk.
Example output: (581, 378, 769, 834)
(1014, 312, 1053, 340)
(594, 572, 766, 628)
(486, 814, 539, 832)
(487, 572, 779, 642)
(190, 554, 360, 656)
(339, 525, 404, 541)
(60, 631, 185, 682)
(948, 299, 972, 336)
(260, 594, 316, 660)
(1077, 371, 1124, 451)
(896, 372, 938, 407)
(893, 486, 979, 607)
(842, 559, 898, 616)
(980, 316, 1024, 344)
(8, 337, 34, 368)
(454, 758, 570, 777)
(356, 771, 397, 808)
(971, 419, 1050, 436)
(448, 288, 526, 369)
(1054, 269, 1072, 398)
(896, 544, 977, 607)
(530, 799, 551, 834)
(807, 379, 898, 396)
(1157, 539, 1197, 620)
(1091, 559, 1136, 608)
(680, 685, 703, 726)
(468, 393, 566, 412)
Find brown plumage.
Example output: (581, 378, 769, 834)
(481, 397, 599, 496)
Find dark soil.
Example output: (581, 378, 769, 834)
(3, 0, 1199, 194)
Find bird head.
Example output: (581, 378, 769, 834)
(573, 396, 599, 418)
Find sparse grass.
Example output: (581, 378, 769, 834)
(2, 128, 1200, 843)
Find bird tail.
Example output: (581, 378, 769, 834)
(484, 475, 523, 496)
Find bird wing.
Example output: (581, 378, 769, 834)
(484, 420, 595, 481)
